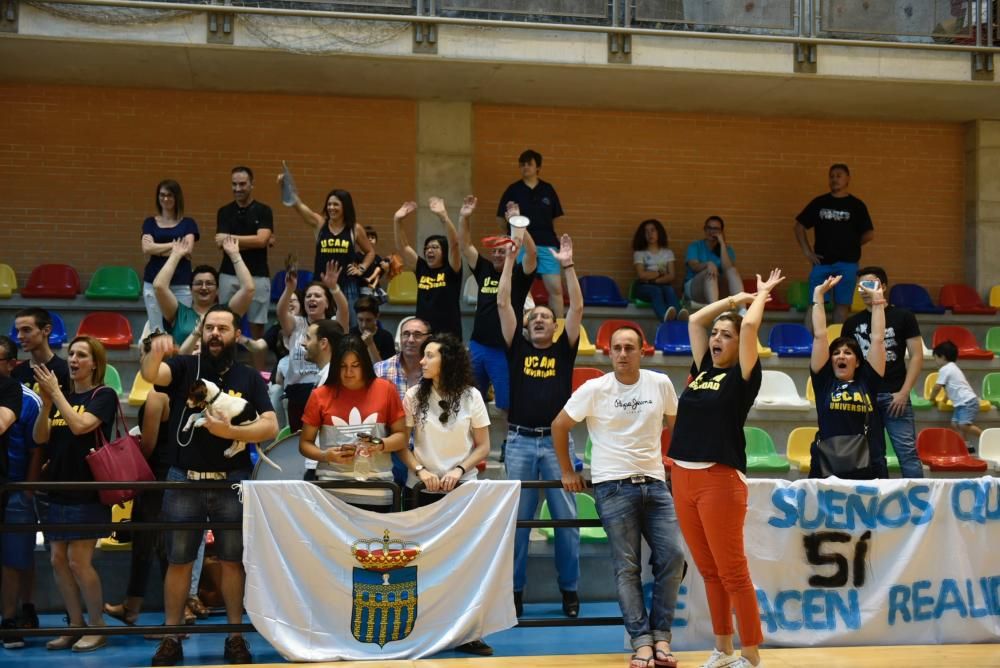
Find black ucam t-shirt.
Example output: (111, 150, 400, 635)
(842, 306, 920, 394)
(506, 331, 579, 428)
(158, 355, 273, 473)
(796, 193, 874, 264)
(0, 376, 23, 483)
(44, 387, 117, 504)
(13, 354, 71, 396)
(670, 353, 762, 474)
(470, 256, 534, 349)
(811, 358, 885, 478)
(415, 257, 462, 339)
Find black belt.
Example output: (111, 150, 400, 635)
(623, 475, 659, 485)
(508, 424, 552, 437)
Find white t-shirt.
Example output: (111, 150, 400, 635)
(404, 385, 490, 488)
(563, 369, 678, 483)
(633, 248, 675, 274)
(937, 362, 978, 406)
(282, 315, 319, 387)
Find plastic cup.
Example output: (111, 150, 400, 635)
(508, 215, 530, 243)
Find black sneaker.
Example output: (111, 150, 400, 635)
(513, 590, 523, 617)
(18, 603, 39, 630)
(151, 636, 183, 666)
(455, 639, 493, 656)
(1, 618, 25, 649)
(561, 589, 580, 618)
(224, 635, 252, 664)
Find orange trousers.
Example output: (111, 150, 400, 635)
(672, 464, 764, 647)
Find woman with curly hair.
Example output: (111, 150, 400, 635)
(401, 333, 491, 507)
(632, 218, 686, 322)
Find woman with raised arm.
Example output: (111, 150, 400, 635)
(140, 180, 199, 331)
(809, 275, 887, 480)
(669, 269, 784, 668)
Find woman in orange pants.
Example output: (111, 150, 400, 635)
(668, 269, 784, 668)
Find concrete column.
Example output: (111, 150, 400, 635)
(414, 101, 473, 254)
(964, 120, 1000, 293)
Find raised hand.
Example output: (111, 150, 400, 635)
(428, 197, 447, 217)
(33, 364, 60, 399)
(813, 275, 842, 301)
(756, 268, 785, 294)
(394, 201, 417, 221)
(858, 277, 884, 302)
(221, 235, 240, 256)
(504, 201, 521, 220)
(321, 260, 342, 290)
(460, 195, 478, 218)
(550, 234, 574, 267)
(170, 236, 193, 257)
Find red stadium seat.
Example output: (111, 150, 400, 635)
(572, 367, 604, 392)
(743, 278, 790, 311)
(77, 312, 133, 350)
(916, 428, 988, 472)
(20, 264, 81, 298)
(529, 277, 549, 306)
(595, 319, 655, 356)
(931, 325, 994, 360)
(939, 284, 997, 315)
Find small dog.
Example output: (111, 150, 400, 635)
(184, 379, 280, 470)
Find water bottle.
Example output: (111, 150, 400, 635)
(353, 443, 371, 481)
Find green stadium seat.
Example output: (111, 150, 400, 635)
(85, 265, 142, 300)
(744, 426, 791, 473)
(539, 492, 607, 543)
(104, 364, 123, 395)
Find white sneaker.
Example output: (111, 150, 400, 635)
(700, 648, 741, 668)
(732, 659, 763, 668)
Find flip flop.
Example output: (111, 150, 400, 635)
(630, 653, 655, 668)
(654, 648, 679, 668)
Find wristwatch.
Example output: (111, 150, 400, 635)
(414, 464, 426, 473)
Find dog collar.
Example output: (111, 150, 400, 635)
(206, 388, 224, 406)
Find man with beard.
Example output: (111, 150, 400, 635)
(142, 305, 277, 667)
(12, 308, 70, 395)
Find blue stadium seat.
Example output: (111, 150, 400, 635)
(768, 323, 812, 357)
(889, 283, 946, 314)
(579, 275, 628, 308)
(654, 321, 691, 355)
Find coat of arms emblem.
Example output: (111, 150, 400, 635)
(351, 529, 421, 646)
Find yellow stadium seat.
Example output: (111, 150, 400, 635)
(552, 319, 596, 356)
(806, 376, 815, 405)
(0, 264, 15, 298)
(827, 323, 843, 340)
(757, 338, 773, 359)
(98, 499, 133, 550)
(786, 426, 818, 474)
(990, 285, 1000, 309)
(128, 371, 153, 407)
(924, 371, 990, 412)
(388, 271, 417, 305)
(850, 288, 865, 313)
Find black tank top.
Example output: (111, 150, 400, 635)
(314, 223, 354, 288)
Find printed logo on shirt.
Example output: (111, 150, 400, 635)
(320, 238, 351, 253)
(818, 208, 852, 222)
(480, 276, 499, 295)
(828, 384, 873, 413)
(614, 397, 654, 414)
(50, 403, 86, 427)
(855, 323, 900, 363)
(418, 273, 447, 291)
(522, 354, 556, 379)
(542, 197, 552, 206)
(688, 371, 728, 392)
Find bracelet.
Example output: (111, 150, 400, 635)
(728, 297, 737, 311)
(455, 464, 466, 475)
(561, 264, 574, 270)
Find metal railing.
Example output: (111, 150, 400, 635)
(0, 478, 624, 639)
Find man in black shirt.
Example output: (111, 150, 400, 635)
(143, 305, 277, 667)
(496, 149, 567, 317)
(11, 308, 70, 395)
(216, 166, 274, 340)
(498, 232, 582, 619)
(843, 266, 925, 478)
(351, 296, 395, 363)
(794, 163, 875, 326)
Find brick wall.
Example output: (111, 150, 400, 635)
(0, 84, 417, 286)
(473, 106, 966, 297)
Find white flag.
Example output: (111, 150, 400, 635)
(242, 480, 520, 661)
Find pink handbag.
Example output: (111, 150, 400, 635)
(85, 389, 155, 506)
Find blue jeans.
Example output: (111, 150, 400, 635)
(469, 340, 510, 411)
(877, 393, 923, 478)
(634, 282, 682, 322)
(504, 430, 579, 592)
(593, 478, 685, 649)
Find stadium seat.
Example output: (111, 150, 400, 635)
(755, 370, 810, 409)
(910, 389, 934, 411)
(982, 373, 1000, 408)
(990, 285, 1000, 309)
(743, 278, 790, 311)
(595, 319, 654, 356)
(786, 426, 817, 474)
(8, 310, 68, 349)
(985, 327, 1000, 356)
(97, 499, 133, 551)
(85, 265, 142, 300)
(275, 425, 292, 442)
(529, 277, 549, 306)
(387, 271, 418, 305)
(977, 429, 1000, 470)
(270, 270, 315, 303)
(572, 367, 603, 392)
(539, 493, 607, 543)
(924, 372, 991, 412)
(579, 275, 628, 307)
(0, 263, 16, 298)
(827, 323, 843, 340)
(653, 321, 691, 355)
(786, 281, 811, 312)
(806, 376, 815, 405)
(915, 428, 988, 472)
(768, 323, 812, 357)
(756, 338, 773, 359)
(104, 364, 123, 395)
(551, 319, 597, 355)
(21, 264, 81, 298)
(883, 431, 901, 472)
(850, 287, 866, 313)
(628, 280, 651, 308)
(939, 284, 997, 315)
(889, 283, 946, 314)
(462, 275, 478, 305)
(931, 325, 994, 360)
(77, 312, 133, 350)
(127, 371, 153, 406)
(743, 426, 791, 473)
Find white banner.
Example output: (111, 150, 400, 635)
(664, 476, 1000, 650)
(242, 480, 520, 661)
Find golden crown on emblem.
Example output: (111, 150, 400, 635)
(352, 529, 421, 571)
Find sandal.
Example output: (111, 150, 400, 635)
(654, 648, 679, 668)
(103, 602, 139, 626)
(629, 652, 655, 668)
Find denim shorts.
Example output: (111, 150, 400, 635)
(809, 262, 859, 305)
(45, 500, 110, 543)
(2, 491, 39, 569)
(518, 243, 560, 276)
(952, 400, 979, 426)
(161, 466, 249, 564)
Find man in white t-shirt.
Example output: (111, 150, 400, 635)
(552, 326, 686, 668)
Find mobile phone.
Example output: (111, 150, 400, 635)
(858, 279, 879, 291)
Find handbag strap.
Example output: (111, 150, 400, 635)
(89, 385, 127, 449)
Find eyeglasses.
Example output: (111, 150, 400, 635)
(401, 331, 429, 340)
(193, 281, 217, 288)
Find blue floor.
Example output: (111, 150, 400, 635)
(1, 602, 625, 666)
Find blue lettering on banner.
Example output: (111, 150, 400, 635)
(757, 588, 860, 633)
(768, 485, 933, 530)
(950, 479, 1000, 524)
(887, 577, 1000, 625)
